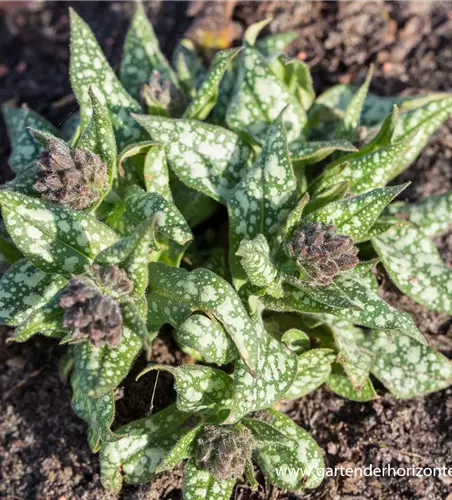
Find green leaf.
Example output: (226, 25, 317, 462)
(289, 140, 357, 163)
(327, 364, 377, 402)
(184, 48, 241, 120)
(244, 18, 272, 46)
(155, 424, 203, 474)
(77, 87, 117, 204)
(95, 219, 157, 296)
(307, 184, 408, 242)
(386, 191, 452, 237)
(228, 114, 297, 287)
(283, 348, 336, 400)
(372, 222, 452, 314)
(133, 114, 254, 202)
(362, 330, 452, 398)
(263, 276, 425, 343)
(271, 56, 315, 111)
(71, 371, 118, 452)
(0, 191, 119, 275)
(12, 293, 66, 342)
(172, 38, 207, 100)
(0, 259, 66, 326)
(138, 364, 233, 413)
(120, 1, 178, 100)
(122, 187, 192, 245)
(170, 175, 218, 227)
(255, 32, 298, 58)
(329, 321, 372, 388)
(391, 95, 452, 174)
(304, 181, 350, 215)
(69, 9, 143, 148)
(225, 314, 297, 424)
(143, 145, 172, 198)
(120, 299, 149, 340)
(73, 326, 142, 396)
(148, 263, 265, 375)
(236, 234, 281, 294)
(226, 44, 307, 144)
(2, 104, 60, 173)
(183, 459, 235, 500)
(100, 404, 194, 492)
(314, 131, 420, 195)
(334, 66, 373, 141)
(252, 409, 324, 489)
(175, 314, 236, 365)
(281, 328, 310, 354)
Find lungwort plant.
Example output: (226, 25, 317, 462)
(2, 4, 452, 498)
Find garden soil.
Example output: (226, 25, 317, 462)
(0, 2, 451, 499)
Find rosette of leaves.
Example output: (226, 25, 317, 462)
(1, 2, 452, 499)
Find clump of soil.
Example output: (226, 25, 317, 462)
(0, 2, 451, 499)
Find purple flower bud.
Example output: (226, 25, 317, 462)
(89, 264, 134, 297)
(60, 271, 125, 349)
(34, 137, 108, 210)
(287, 221, 359, 286)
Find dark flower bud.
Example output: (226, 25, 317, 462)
(196, 425, 254, 480)
(287, 221, 359, 286)
(141, 70, 185, 117)
(34, 137, 108, 210)
(88, 264, 134, 297)
(60, 273, 123, 348)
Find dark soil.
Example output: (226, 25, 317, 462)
(1, 1, 451, 499)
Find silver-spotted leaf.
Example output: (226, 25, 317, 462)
(283, 348, 337, 400)
(156, 424, 203, 474)
(71, 371, 118, 452)
(386, 191, 452, 237)
(69, 9, 143, 148)
(0, 191, 119, 275)
(307, 184, 408, 242)
(314, 131, 420, 195)
(73, 326, 142, 396)
(175, 314, 236, 365)
(95, 219, 157, 296)
(373, 222, 452, 314)
(12, 293, 66, 342)
(391, 95, 452, 174)
(2, 104, 60, 173)
(225, 314, 297, 424)
(122, 187, 192, 245)
(184, 48, 240, 120)
(183, 459, 235, 500)
(289, 140, 357, 164)
(236, 234, 282, 295)
(327, 364, 377, 401)
(329, 321, 372, 388)
(263, 275, 424, 343)
(77, 87, 117, 200)
(147, 263, 265, 375)
(252, 409, 324, 490)
(138, 364, 233, 413)
(133, 114, 254, 202)
(100, 404, 194, 492)
(334, 66, 373, 141)
(228, 114, 297, 287)
(226, 43, 307, 144)
(362, 330, 452, 398)
(0, 259, 66, 326)
(120, 1, 178, 100)
(255, 31, 298, 59)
